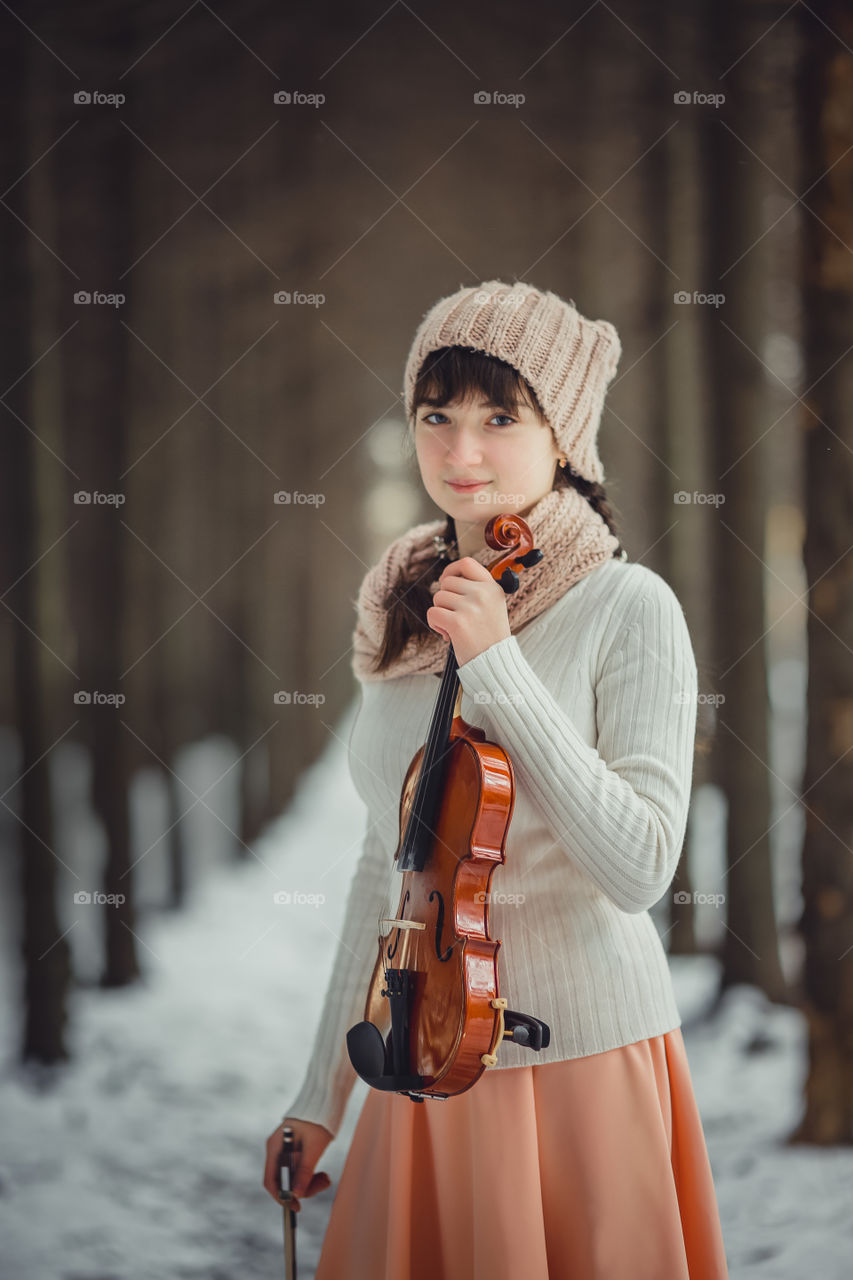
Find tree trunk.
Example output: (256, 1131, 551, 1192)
(659, 0, 716, 955)
(1, 13, 71, 1061)
(790, 0, 853, 1145)
(701, 0, 788, 1002)
(57, 14, 139, 986)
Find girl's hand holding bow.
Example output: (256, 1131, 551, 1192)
(426, 557, 511, 667)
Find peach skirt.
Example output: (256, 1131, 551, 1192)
(315, 1027, 729, 1280)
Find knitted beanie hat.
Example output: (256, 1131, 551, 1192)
(402, 279, 621, 484)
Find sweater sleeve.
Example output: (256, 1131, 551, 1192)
(455, 575, 698, 914)
(282, 824, 391, 1138)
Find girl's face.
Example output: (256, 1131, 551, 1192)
(413, 392, 561, 526)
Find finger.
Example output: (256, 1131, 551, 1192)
(298, 1172, 331, 1200)
(436, 576, 472, 596)
(439, 562, 479, 586)
(445, 556, 490, 580)
(427, 611, 451, 639)
(431, 590, 464, 608)
(440, 567, 499, 596)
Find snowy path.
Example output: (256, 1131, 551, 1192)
(1, 706, 850, 1279)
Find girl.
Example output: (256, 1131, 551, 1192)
(264, 280, 730, 1279)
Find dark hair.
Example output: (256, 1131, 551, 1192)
(368, 345, 624, 675)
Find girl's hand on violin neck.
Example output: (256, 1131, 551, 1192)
(427, 556, 511, 667)
(263, 1118, 333, 1209)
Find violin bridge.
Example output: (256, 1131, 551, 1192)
(380, 918, 426, 930)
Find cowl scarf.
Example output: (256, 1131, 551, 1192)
(351, 484, 621, 682)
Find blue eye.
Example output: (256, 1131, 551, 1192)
(420, 412, 515, 427)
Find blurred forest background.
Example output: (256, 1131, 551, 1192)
(0, 0, 851, 1214)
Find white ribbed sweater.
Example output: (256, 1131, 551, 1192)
(285, 557, 698, 1138)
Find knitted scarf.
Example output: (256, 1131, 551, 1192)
(351, 484, 621, 682)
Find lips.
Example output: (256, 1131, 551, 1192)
(446, 480, 489, 491)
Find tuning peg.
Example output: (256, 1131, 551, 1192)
(499, 567, 520, 593)
(518, 548, 543, 568)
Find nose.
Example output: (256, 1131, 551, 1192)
(444, 424, 485, 466)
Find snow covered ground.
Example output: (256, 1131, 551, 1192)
(1, 702, 851, 1280)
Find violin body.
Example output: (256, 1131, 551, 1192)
(364, 717, 515, 1096)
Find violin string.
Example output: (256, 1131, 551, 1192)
(390, 654, 458, 974)
(408, 652, 446, 801)
(412, 651, 458, 832)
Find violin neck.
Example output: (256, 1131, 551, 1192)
(398, 647, 460, 873)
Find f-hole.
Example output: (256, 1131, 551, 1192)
(429, 889, 453, 962)
(386, 889, 410, 961)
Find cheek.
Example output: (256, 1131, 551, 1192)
(501, 446, 554, 494)
(499, 441, 535, 471)
(415, 435, 443, 468)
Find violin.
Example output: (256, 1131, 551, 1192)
(347, 512, 551, 1103)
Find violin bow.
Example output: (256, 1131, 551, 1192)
(278, 1124, 300, 1280)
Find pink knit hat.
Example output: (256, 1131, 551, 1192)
(402, 279, 621, 484)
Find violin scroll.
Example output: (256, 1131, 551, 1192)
(482, 513, 544, 595)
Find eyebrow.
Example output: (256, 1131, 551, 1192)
(420, 399, 514, 411)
